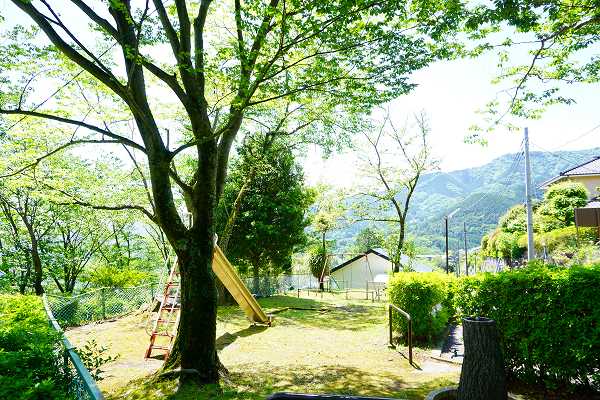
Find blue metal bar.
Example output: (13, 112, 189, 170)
(43, 295, 104, 400)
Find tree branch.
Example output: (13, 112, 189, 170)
(0, 108, 146, 153)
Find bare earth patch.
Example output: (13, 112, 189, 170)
(66, 294, 460, 399)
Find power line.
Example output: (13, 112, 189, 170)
(547, 122, 600, 151)
(530, 141, 599, 176)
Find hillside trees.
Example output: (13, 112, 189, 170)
(354, 113, 437, 272)
(1, 0, 467, 382)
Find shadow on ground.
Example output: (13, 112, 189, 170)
(216, 325, 268, 351)
(108, 364, 456, 400)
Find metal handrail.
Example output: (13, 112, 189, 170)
(42, 295, 104, 400)
(388, 304, 413, 365)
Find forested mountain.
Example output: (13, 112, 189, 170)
(333, 148, 600, 254)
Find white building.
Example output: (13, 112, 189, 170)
(330, 248, 433, 289)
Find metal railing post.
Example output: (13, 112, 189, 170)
(408, 318, 413, 365)
(388, 306, 393, 346)
(388, 304, 413, 366)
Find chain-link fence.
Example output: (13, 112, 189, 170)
(241, 273, 329, 297)
(46, 283, 157, 327)
(240, 273, 386, 300)
(43, 295, 104, 400)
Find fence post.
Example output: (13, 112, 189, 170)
(100, 288, 106, 320)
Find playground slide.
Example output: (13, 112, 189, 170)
(212, 245, 271, 325)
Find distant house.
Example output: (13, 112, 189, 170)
(329, 248, 433, 289)
(540, 156, 600, 199)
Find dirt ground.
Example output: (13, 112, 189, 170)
(67, 294, 462, 399)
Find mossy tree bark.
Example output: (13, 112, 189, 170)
(457, 317, 507, 400)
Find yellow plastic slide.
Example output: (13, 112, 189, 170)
(212, 245, 272, 325)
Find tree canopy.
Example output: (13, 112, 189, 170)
(215, 139, 313, 277)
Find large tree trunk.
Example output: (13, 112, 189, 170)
(171, 236, 220, 384)
(457, 317, 507, 400)
(160, 139, 222, 385)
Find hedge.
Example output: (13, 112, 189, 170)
(0, 294, 68, 399)
(454, 264, 600, 389)
(387, 272, 454, 344)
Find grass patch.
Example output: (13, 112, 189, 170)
(67, 294, 461, 399)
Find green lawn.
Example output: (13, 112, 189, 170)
(67, 294, 460, 399)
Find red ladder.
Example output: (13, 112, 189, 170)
(145, 259, 180, 360)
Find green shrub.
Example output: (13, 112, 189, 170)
(387, 272, 454, 344)
(454, 265, 600, 389)
(0, 294, 68, 399)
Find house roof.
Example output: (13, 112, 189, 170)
(330, 248, 390, 273)
(540, 156, 600, 188)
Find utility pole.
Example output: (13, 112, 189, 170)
(463, 221, 468, 276)
(524, 127, 535, 261)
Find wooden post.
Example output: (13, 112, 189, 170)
(457, 317, 507, 400)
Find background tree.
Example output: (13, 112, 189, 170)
(215, 140, 313, 293)
(537, 182, 588, 231)
(354, 113, 437, 272)
(349, 226, 386, 254)
(0, 182, 55, 295)
(44, 207, 111, 294)
(1, 0, 466, 381)
(308, 246, 330, 291)
(499, 205, 527, 234)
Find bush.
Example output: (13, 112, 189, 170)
(0, 294, 68, 399)
(387, 272, 454, 344)
(454, 264, 600, 390)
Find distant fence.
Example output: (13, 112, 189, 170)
(241, 273, 351, 297)
(46, 283, 157, 327)
(42, 295, 104, 400)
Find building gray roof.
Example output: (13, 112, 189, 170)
(540, 156, 600, 188)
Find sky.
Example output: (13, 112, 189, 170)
(2, 1, 599, 189)
(304, 53, 600, 187)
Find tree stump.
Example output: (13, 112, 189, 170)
(457, 317, 507, 400)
